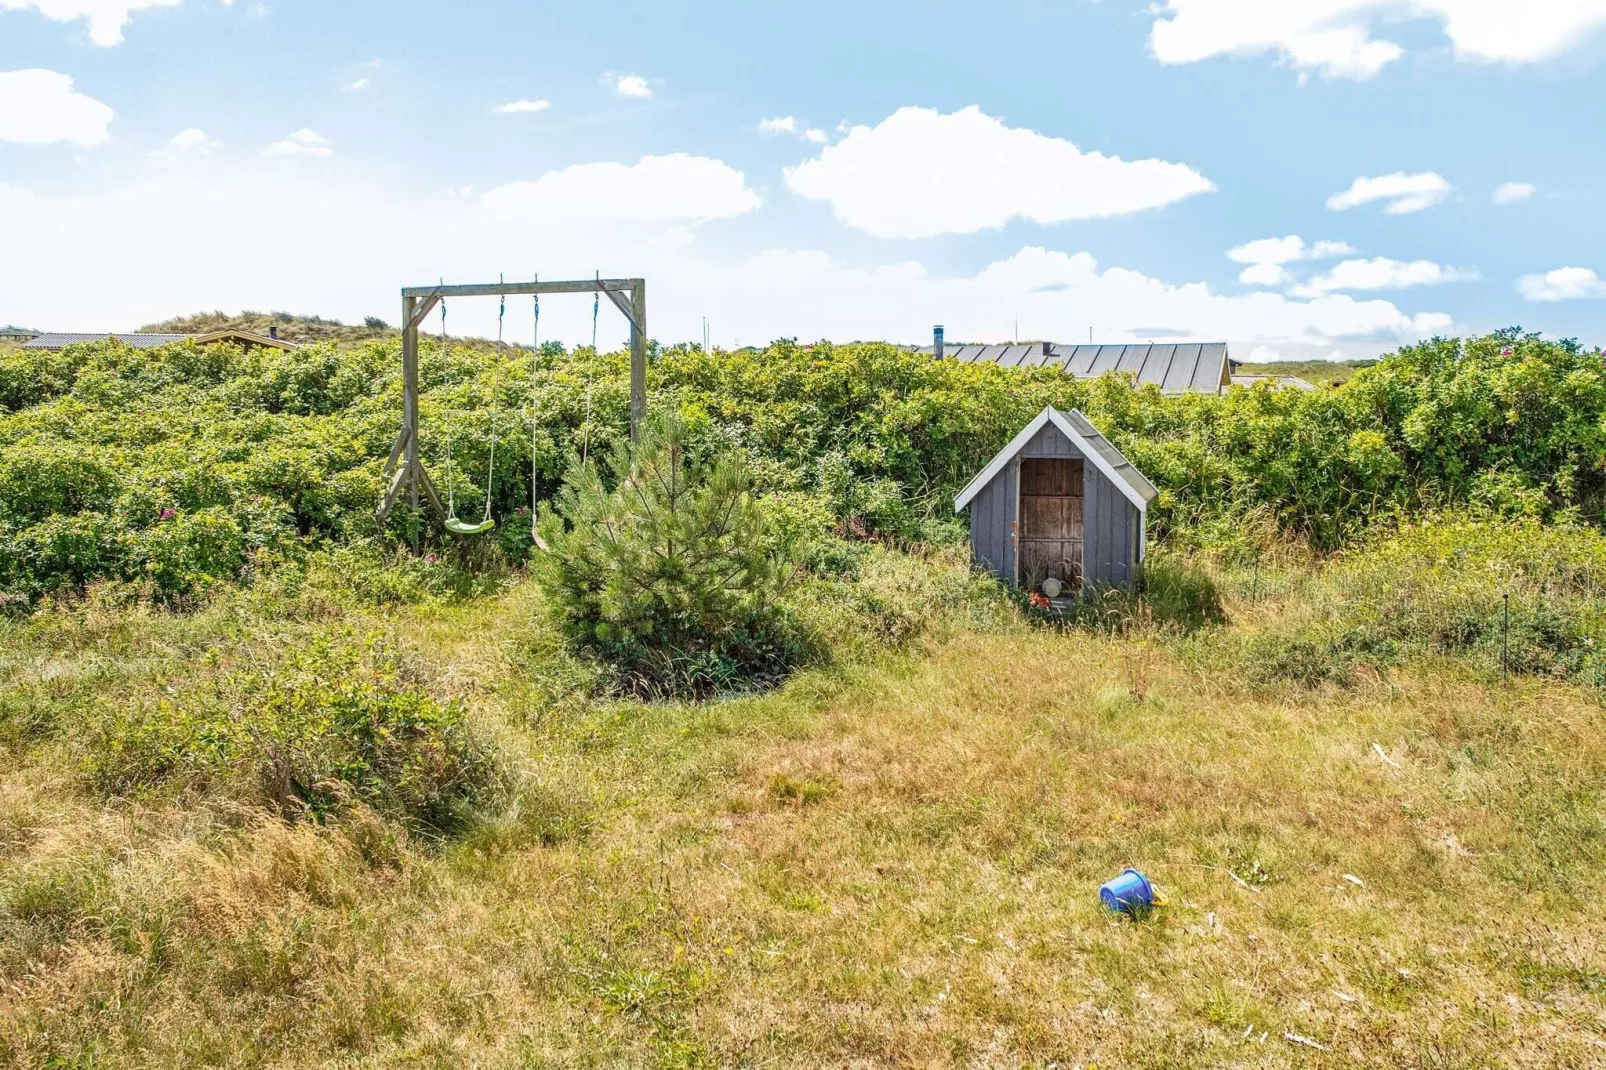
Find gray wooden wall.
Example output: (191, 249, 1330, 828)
(968, 421, 1142, 591)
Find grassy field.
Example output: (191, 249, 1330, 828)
(4, 546, 1604, 1068)
(1234, 359, 1376, 386)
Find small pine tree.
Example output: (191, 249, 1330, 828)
(532, 417, 800, 697)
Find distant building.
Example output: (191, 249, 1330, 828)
(23, 328, 297, 352)
(0, 325, 39, 342)
(919, 330, 1234, 395)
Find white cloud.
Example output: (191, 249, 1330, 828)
(1518, 267, 1606, 302)
(609, 72, 652, 99)
(760, 115, 829, 144)
(1327, 171, 1452, 214)
(0, 69, 113, 146)
(1493, 181, 1536, 205)
(482, 153, 760, 224)
(263, 128, 331, 157)
(0, 166, 1451, 362)
(1226, 234, 1354, 285)
(1238, 261, 1292, 287)
(1149, 1, 1606, 80)
(167, 126, 218, 154)
(495, 98, 550, 114)
(784, 105, 1215, 239)
(0, 0, 180, 46)
(1293, 256, 1474, 297)
(710, 245, 1450, 351)
(343, 77, 370, 92)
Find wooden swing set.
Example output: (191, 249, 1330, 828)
(374, 275, 647, 533)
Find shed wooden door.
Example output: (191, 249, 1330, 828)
(1018, 457, 1084, 589)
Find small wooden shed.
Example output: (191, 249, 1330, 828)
(953, 407, 1157, 592)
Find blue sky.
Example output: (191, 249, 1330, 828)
(4, 0, 1605, 359)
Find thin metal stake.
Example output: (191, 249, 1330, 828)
(1502, 591, 1510, 686)
(1251, 553, 1261, 602)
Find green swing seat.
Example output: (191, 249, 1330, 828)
(445, 515, 495, 536)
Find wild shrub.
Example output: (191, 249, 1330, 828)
(1062, 550, 1225, 635)
(532, 418, 803, 698)
(3, 329, 1604, 603)
(84, 631, 500, 830)
(1326, 515, 1606, 685)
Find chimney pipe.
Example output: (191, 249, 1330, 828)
(933, 325, 945, 359)
(268, 326, 278, 340)
(1041, 341, 1051, 357)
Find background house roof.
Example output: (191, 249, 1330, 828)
(24, 333, 191, 350)
(918, 341, 1232, 395)
(23, 329, 298, 352)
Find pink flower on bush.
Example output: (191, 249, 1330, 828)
(425, 554, 438, 565)
(160, 508, 176, 520)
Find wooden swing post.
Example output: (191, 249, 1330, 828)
(376, 276, 647, 526)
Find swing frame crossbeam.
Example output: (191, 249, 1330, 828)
(375, 276, 647, 527)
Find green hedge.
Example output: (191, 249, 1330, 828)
(1, 329, 1602, 601)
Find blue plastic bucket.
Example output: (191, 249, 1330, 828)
(1100, 868, 1157, 915)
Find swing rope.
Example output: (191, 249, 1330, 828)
(479, 285, 504, 524)
(582, 269, 598, 464)
(529, 278, 550, 551)
(438, 278, 500, 537)
(439, 293, 456, 519)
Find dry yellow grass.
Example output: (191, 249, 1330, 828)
(4, 570, 1606, 1067)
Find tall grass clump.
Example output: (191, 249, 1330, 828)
(1330, 515, 1606, 683)
(532, 418, 804, 698)
(1238, 515, 1606, 689)
(85, 630, 501, 830)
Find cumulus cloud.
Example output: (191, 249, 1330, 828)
(713, 245, 1450, 350)
(1493, 181, 1536, 205)
(784, 105, 1214, 239)
(0, 69, 113, 145)
(1293, 257, 1474, 298)
(0, 0, 181, 46)
(759, 116, 828, 143)
(1517, 267, 1606, 302)
(1226, 234, 1354, 286)
(482, 153, 760, 224)
(167, 127, 219, 154)
(0, 166, 1451, 361)
(608, 72, 652, 99)
(1148, 1, 1606, 80)
(343, 77, 370, 92)
(1327, 171, 1452, 214)
(495, 98, 550, 114)
(263, 128, 331, 157)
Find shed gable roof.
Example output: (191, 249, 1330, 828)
(953, 407, 1158, 514)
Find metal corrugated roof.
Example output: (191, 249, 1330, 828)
(24, 333, 191, 350)
(921, 340, 1231, 394)
(1060, 408, 1159, 505)
(21, 329, 297, 352)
